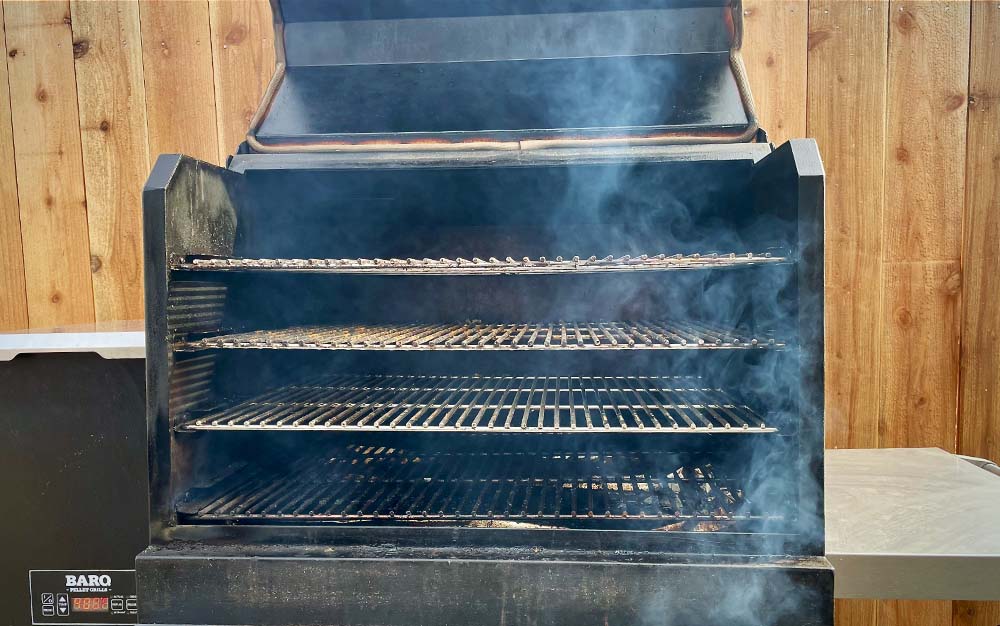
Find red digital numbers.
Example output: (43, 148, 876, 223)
(72, 597, 109, 612)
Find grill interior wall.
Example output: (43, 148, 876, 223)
(158, 154, 811, 543)
(211, 266, 795, 333)
(234, 161, 793, 260)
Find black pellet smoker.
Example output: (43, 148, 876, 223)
(139, 1, 830, 624)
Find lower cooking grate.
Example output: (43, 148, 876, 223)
(178, 375, 773, 433)
(178, 446, 769, 529)
(176, 320, 782, 351)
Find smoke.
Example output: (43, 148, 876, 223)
(231, 0, 822, 554)
(165, 3, 829, 624)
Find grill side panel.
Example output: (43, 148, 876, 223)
(751, 139, 825, 554)
(137, 547, 834, 626)
(143, 154, 242, 538)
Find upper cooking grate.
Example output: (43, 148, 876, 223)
(176, 320, 782, 351)
(173, 251, 787, 275)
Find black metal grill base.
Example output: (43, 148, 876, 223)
(137, 545, 833, 626)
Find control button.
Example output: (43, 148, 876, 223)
(125, 597, 138, 612)
(56, 594, 69, 616)
(41, 593, 54, 605)
(111, 597, 124, 612)
(42, 606, 55, 617)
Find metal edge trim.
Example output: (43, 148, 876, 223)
(246, 132, 755, 154)
(227, 142, 774, 174)
(729, 50, 759, 143)
(246, 61, 286, 153)
(829, 553, 1000, 601)
(245, 0, 286, 153)
(0, 344, 145, 361)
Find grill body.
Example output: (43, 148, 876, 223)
(138, 2, 830, 624)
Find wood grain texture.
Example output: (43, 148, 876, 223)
(958, 0, 1000, 463)
(71, 0, 148, 322)
(952, 6, 999, 613)
(880, 600, 954, 626)
(879, 0, 970, 453)
(4, 0, 94, 327)
(808, 0, 889, 449)
(0, 4, 29, 330)
(884, 0, 970, 262)
(836, 599, 877, 626)
(208, 0, 274, 162)
(0, 27, 992, 626)
(953, 601, 1000, 626)
(879, 260, 962, 450)
(139, 0, 219, 163)
(958, 259, 1000, 458)
(742, 0, 808, 144)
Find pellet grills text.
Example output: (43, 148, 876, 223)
(138, 1, 831, 624)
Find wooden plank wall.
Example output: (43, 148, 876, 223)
(0, 1, 997, 624)
(0, 0, 274, 328)
(743, 1, 999, 625)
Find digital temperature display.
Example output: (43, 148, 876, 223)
(72, 597, 109, 613)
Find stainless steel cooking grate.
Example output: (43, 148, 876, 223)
(174, 251, 787, 275)
(178, 374, 773, 433)
(176, 320, 782, 351)
(179, 446, 766, 526)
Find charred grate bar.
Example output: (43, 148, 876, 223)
(176, 320, 782, 351)
(174, 251, 787, 275)
(178, 374, 773, 433)
(179, 446, 767, 527)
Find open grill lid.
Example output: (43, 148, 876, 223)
(246, 0, 758, 153)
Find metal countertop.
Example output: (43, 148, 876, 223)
(0, 321, 145, 360)
(2, 327, 998, 600)
(827, 447, 1000, 600)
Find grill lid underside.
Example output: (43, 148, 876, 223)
(247, 0, 757, 153)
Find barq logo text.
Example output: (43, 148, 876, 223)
(65, 574, 112, 592)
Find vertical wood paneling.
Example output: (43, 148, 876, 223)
(955, 5, 1000, 626)
(884, 1, 969, 263)
(959, 0, 1000, 463)
(208, 0, 273, 162)
(139, 0, 219, 163)
(0, 4, 29, 330)
(0, 14, 995, 626)
(808, 0, 889, 450)
(879, 0, 969, 451)
(71, 0, 148, 322)
(4, 0, 94, 327)
(836, 598, 878, 626)
(954, 601, 1000, 626)
(742, 0, 808, 144)
(880, 260, 962, 449)
(880, 600, 954, 626)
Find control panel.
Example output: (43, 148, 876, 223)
(29, 570, 137, 625)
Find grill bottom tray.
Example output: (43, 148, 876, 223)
(177, 445, 775, 531)
(137, 545, 833, 626)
